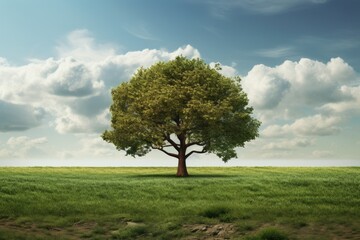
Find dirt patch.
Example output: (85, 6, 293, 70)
(291, 223, 360, 240)
(72, 220, 98, 231)
(1, 218, 359, 239)
(0, 218, 110, 240)
(183, 223, 236, 240)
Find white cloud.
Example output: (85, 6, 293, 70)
(0, 29, 201, 134)
(46, 58, 104, 97)
(0, 136, 48, 159)
(321, 85, 360, 113)
(240, 57, 359, 159)
(243, 57, 358, 122)
(262, 114, 341, 137)
(290, 114, 341, 136)
(263, 138, 312, 150)
(243, 64, 291, 109)
(209, 62, 238, 77)
(56, 29, 116, 62)
(7, 136, 47, 145)
(0, 100, 45, 132)
(54, 108, 109, 134)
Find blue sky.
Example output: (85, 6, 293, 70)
(0, 0, 359, 166)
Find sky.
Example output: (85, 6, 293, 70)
(0, 0, 359, 167)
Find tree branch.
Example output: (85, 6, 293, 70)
(152, 146, 179, 158)
(164, 134, 180, 151)
(185, 141, 206, 148)
(185, 149, 207, 159)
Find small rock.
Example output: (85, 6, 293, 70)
(201, 226, 207, 231)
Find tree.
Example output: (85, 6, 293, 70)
(102, 56, 260, 177)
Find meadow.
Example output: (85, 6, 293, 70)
(0, 167, 359, 239)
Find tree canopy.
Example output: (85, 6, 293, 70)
(102, 56, 260, 176)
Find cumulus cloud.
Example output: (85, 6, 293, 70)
(242, 57, 359, 158)
(263, 138, 312, 150)
(0, 136, 48, 159)
(321, 85, 360, 113)
(0, 29, 201, 134)
(54, 108, 109, 134)
(209, 62, 238, 77)
(243, 57, 358, 121)
(289, 114, 341, 136)
(47, 58, 104, 97)
(0, 100, 44, 132)
(243, 64, 291, 109)
(262, 114, 341, 137)
(56, 29, 116, 62)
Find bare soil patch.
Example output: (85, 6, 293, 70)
(183, 223, 237, 240)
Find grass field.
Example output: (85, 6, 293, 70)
(0, 167, 359, 239)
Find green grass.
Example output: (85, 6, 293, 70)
(0, 167, 359, 239)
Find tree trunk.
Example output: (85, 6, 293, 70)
(176, 148, 188, 177)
